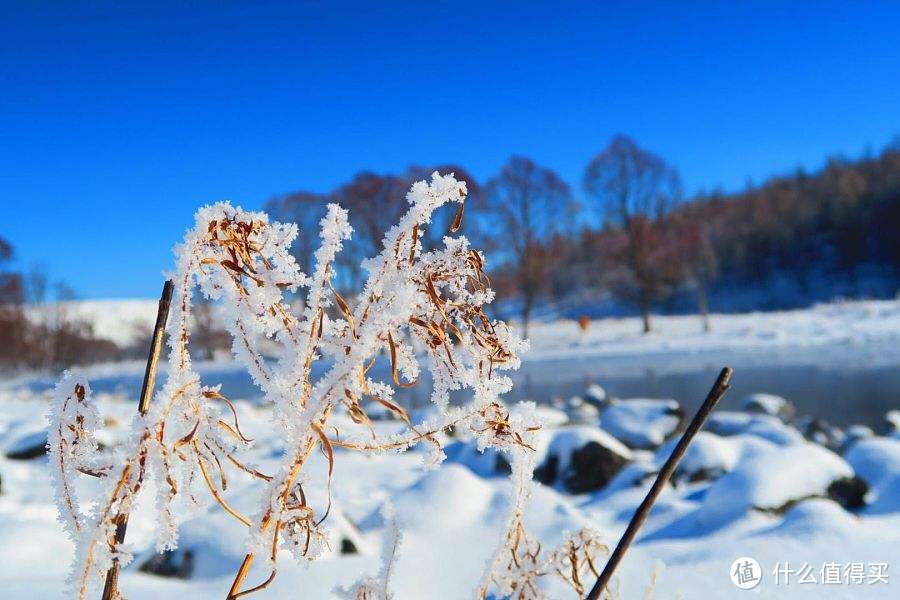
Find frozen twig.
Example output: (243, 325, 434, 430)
(100, 279, 173, 600)
(50, 173, 555, 599)
(585, 366, 733, 600)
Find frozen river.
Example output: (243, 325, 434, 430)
(16, 337, 898, 429)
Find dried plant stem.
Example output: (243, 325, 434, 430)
(585, 366, 733, 600)
(226, 439, 317, 599)
(100, 280, 173, 600)
(46, 184, 531, 600)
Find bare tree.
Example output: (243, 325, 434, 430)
(268, 166, 486, 297)
(191, 295, 230, 360)
(21, 266, 117, 369)
(671, 206, 720, 332)
(583, 135, 683, 333)
(0, 237, 27, 368)
(485, 156, 573, 337)
(265, 190, 327, 279)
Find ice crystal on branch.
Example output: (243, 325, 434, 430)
(47, 172, 589, 599)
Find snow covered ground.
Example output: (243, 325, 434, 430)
(522, 299, 900, 367)
(48, 298, 900, 362)
(2, 299, 898, 598)
(14, 299, 899, 427)
(1, 383, 898, 598)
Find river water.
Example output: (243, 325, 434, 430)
(20, 340, 899, 429)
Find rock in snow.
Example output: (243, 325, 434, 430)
(796, 416, 845, 450)
(706, 411, 805, 446)
(443, 440, 510, 477)
(845, 437, 900, 514)
(583, 384, 609, 407)
(534, 426, 632, 493)
(762, 497, 860, 537)
(654, 431, 738, 484)
(138, 549, 195, 579)
(4, 430, 48, 460)
(741, 392, 795, 421)
(599, 398, 683, 450)
(564, 396, 600, 425)
(879, 409, 900, 436)
(704, 441, 855, 514)
(826, 476, 869, 510)
(645, 440, 860, 540)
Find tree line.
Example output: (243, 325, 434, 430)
(3, 134, 897, 370)
(267, 136, 900, 335)
(0, 246, 122, 369)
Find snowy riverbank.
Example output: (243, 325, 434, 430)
(0, 381, 897, 598)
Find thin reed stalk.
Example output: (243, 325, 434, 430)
(585, 366, 733, 600)
(100, 279, 173, 600)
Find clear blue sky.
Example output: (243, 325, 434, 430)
(3, 1, 899, 298)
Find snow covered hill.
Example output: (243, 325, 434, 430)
(31, 298, 900, 360)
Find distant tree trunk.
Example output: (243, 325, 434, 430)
(697, 283, 710, 332)
(639, 290, 652, 334)
(521, 289, 533, 339)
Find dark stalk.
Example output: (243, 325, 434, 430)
(100, 280, 174, 600)
(586, 366, 733, 600)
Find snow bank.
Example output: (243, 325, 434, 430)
(599, 398, 682, 449)
(705, 442, 853, 513)
(845, 437, 900, 514)
(707, 411, 806, 446)
(654, 431, 738, 483)
(741, 392, 795, 420)
(645, 440, 856, 540)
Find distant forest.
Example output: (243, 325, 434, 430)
(2, 137, 899, 368)
(266, 137, 900, 333)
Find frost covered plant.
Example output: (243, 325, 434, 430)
(48, 172, 604, 599)
(479, 525, 610, 600)
(335, 504, 401, 600)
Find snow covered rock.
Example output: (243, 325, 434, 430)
(4, 430, 48, 460)
(705, 441, 855, 514)
(366, 464, 601, 599)
(584, 384, 609, 407)
(796, 416, 845, 450)
(534, 405, 569, 428)
(646, 440, 858, 539)
(599, 398, 683, 450)
(845, 437, 900, 514)
(654, 431, 738, 484)
(839, 425, 874, 453)
(741, 393, 795, 421)
(534, 426, 632, 493)
(706, 411, 805, 446)
(444, 440, 511, 477)
(135, 498, 367, 580)
(763, 497, 860, 537)
(564, 396, 599, 425)
(705, 411, 754, 436)
(133, 510, 247, 579)
(600, 462, 658, 494)
(138, 549, 195, 579)
(878, 409, 900, 436)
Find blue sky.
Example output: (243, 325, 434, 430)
(2, 1, 899, 298)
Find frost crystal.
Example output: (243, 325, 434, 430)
(47, 172, 580, 599)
